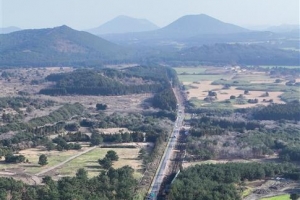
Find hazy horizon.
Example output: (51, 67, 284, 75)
(1, 0, 299, 30)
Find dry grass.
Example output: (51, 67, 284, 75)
(37, 93, 153, 113)
(96, 128, 131, 134)
(182, 69, 286, 108)
(182, 156, 279, 169)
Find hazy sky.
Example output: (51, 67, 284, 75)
(0, 0, 299, 30)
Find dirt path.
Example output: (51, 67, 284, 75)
(35, 146, 97, 176)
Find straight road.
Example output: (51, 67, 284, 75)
(147, 88, 184, 199)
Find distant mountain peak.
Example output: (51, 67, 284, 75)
(87, 15, 159, 35)
(157, 14, 249, 38)
(0, 26, 22, 34)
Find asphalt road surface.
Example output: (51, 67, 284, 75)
(147, 103, 185, 200)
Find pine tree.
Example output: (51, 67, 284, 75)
(38, 154, 48, 166)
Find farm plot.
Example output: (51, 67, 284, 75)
(176, 67, 287, 109)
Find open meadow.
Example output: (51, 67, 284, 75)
(0, 145, 144, 183)
(57, 147, 143, 179)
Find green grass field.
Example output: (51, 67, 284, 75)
(233, 74, 271, 81)
(236, 84, 289, 92)
(174, 67, 208, 74)
(177, 74, 227, 82)
(280, 88, 300, 102)
(58, 147, 143, 179)
(174, 67, 231, 82)
(189, 98, 234, 109)
(260, 194, 290, 200)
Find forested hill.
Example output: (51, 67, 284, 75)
(170, 44, 300, 66)
(39, 66, 179, 96)
(0, 25, 128, 67)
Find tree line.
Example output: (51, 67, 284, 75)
(168, 162, 297, 200)
(253, 102, 300, 121)
(0, 166, 137, 200)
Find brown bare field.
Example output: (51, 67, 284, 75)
(181, 67, 286, 108)
(186, 81, 284, 108)
(186, 81, 222, 100)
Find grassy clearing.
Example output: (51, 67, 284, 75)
(280, 89, 300, 102)
(174, 67, 208, 74)
(0, 148, 85, 174)
(260, 194, 290, 200)
(175, 67, 232, 82)
(236, 84, 291, 92)
(58, 147, 143, 179)
(189, 98, 234, 110)
(233, 74, 270, 81)
(242, 187, 252, 197)
(212, 79, 251, 86)
(178, 74, 227, 82)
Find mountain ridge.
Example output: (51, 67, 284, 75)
(0, 25, 127, 67)
(0, 26, 22, 34)
(156, 14, 249, 38)
(100, 14, 250, 44)
(87, 15, 159, 35)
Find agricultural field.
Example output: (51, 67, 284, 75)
(175, 66, 300, 109)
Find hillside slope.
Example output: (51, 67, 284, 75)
(0, 25, 127, 67)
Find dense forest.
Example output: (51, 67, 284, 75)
(39, 66, 178, 96)
(169, 162, 298, 200)
(0, 166, 137, 200)
(253, 102, 300, 121)
(170, 44, 300, 66)
(152, 88, 177, 111)
(188, 116, 262, 137)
